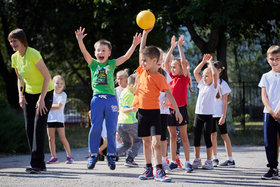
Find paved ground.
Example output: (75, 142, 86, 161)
(0, 146, 280, 187)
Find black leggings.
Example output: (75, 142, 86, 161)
(193, 114, 213, 148)
(24, 90, 53, 169)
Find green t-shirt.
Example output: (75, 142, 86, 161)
(11, 47, 53, 94)
(118, 88, 138, 124)
(88, 58, 116, 95)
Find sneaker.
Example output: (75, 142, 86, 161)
(47, 157, 58, 164)
(213, 159, 219, 167)
(106, 155, 116, 170)
(87, 155, 98, 169)
(154, 168, 172, 182)
(192, 158, 202, 169)
(166, 157, 170, 164)
(168, 162, 178, 172)
(25, 167, 42, 174)
(163, 162, 171, 172)
(139, 167, 154, 180)
(202, 160, 214, 170)
(66, 156, 74, 164)
(219, 160, 236, 168)
(261, 168, 279, 180)
(185, 163, 193, 173)
(124, 157, 138, 167)
(176, 157, 182, 169)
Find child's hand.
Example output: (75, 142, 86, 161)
(175, 110, 183, 124)
(144, 27, 153, 34)
(178, 35, 185, 47)
(160, 97, 168, 110)
(75, 27, 87, 40)
(218, 115, 226, 125)
(171, 35, 177, 49)
(132, 107, 138, 113)
(202, 54, 212, 63)
(132, 33, 142, 46)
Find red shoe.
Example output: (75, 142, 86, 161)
(166, 157, 170, 164)
(176, 156, 182, 168)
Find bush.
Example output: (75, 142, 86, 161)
(0, 98, 29, 154)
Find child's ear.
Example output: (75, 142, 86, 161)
(152, 57, 158, 64)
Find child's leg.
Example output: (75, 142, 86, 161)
(47, 128, 56, 158)
(264, 113, 278, 169)
(193, 114, 203, 159)
(152, 135, 162, 165)
(218, 121, 233, 159)
(117, 124, 132, 155)
(127, 123, 142, 159)
(179, 125, 190, 161)
(57, 127, 71, 157)
(89, 96, 105, 155)
(203, 115, 213, 161)
(104, 96, 118, 154)
(99, 138, 107, 154)
(211, 118, 219, 158)
(168, 126, 177, 161)
(176, 126, 181, 155)
(142, 136, 152, 164)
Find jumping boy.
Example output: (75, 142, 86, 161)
(133, 30, 183, 182)
(75, 27, 141, 170)
(259, 45, 280, 180)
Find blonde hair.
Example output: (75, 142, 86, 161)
(267, 45, 280, 56)
(115, 68, 129, 84)
(127, 73, 138, 91)
(53, 75, 65, 89)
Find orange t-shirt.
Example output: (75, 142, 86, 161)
(132, 66, 169, 109)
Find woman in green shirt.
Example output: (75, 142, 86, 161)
(8, 28, 54, 174)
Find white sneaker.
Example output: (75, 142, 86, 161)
(192, 158, 202, 169)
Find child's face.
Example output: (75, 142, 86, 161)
(202, 69, 213, 85)
(9, 38, 24, 52)
(117, 75, 128, 88)
(170, 61, 182, 76)
(140, 54, 157, 71)
(267, 53, 280, 73)
(94, 44, 111, 63)
(53, 79, 64, 94)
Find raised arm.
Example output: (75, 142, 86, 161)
(139, 28, 153, 65)
(207, 60, 218, 88)
(75, 27, 92, 65)
(164, 35, 177, 73)
(178, 35, 189, 77)
(193, 54, 211, 84)
(116, 32, 142, 66)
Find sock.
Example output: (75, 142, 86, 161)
(213, 155, 218, 160)
(146, 163, 152, 168)
(227, 156, 233, 161)
(185, 161, 190, 165)
(195, 158, 201, 161)
(156, 164, 163, 169)
(162, 157, 167, 164)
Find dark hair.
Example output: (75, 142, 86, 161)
(213, 61, 228, 83)
(8, 28, 28, 47)
(94, 39, 112, 51)
(141, 46, 160, 63)
(158, 67, 166, 77)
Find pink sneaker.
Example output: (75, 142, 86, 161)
(47, 157, 58, 164)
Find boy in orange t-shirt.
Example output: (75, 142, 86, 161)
(133, 45, 182, 182)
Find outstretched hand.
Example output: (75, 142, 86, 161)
(132, 33, 142, 46)
(178, 35, 185, 46)
(75, 27, 87, 40)
(202, 54, 212, 63)
(171, 35, 177, 49)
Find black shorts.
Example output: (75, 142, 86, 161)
(168, 105, 189, 126)
(47, 122, 64, 128)
(160, 114, 169, 141)
(138, 109, 161, 137)
(211, 117, 228, 134)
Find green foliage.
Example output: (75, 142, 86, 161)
(0, 98, 29, 153)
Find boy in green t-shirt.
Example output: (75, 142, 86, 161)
(75, 27, 141, 170)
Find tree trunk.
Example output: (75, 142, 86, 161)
(216, 27, 228, 81)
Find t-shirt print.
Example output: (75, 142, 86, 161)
(96, 65, 109, 85)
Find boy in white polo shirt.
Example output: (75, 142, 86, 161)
(259, 45, 280, 180)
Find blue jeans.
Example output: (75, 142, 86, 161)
(264, 113, 280, 169)
(89, 94, 118, 155)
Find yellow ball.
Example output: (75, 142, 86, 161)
(136, 10, 155, 30)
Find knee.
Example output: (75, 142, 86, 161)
(170, 133, 177, 142)
(49, 136, 55, 142)
(152, 140, 161, 150)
